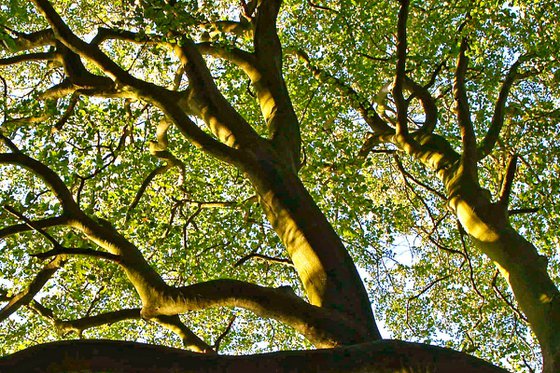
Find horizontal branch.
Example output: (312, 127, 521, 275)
(0, 51, 56, 65)
(0, 339, 509, 372)
(153, 279, 368, 347)
(0, 215, 68, 239)
(30, 247, 121, 262)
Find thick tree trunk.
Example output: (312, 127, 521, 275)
(0, 339, 510, 373)
(241, 143, 381, 341)
(449, 193, 560, 373)
(442, 170, 560, 373)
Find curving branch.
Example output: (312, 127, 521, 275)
(294, 49, 393, 134)
(0, 152, 80, 215)
(405, 77, 438, 134)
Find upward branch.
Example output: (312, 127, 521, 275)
(454, 38, 478, 178)
(393, 0, 410, 137)
(478, 56, 529, 160)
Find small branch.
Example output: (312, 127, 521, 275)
(52, 93, 79, 132)
(0, 216, 68, 239)
(2, 205, 61, 248)
(234, 251, 294, 268)
(491, 270, 528, 322)
(508, 207, 539, 215)
(478, 56, 530, 160)
(213, 315, 237, 353)
(393, 0, 410, 137)
(392, 154, 446, 200)
(151, 314, 214, 354)
(30, 247, 121, 263)
(0, 255, 65, 322)
(0, 51, 56, 66)
(498, 154, 518, 210)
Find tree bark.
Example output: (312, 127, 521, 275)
(241, 142, 381, 341)
(0, 339, 509, 373)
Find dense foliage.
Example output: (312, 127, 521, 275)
(1, 0, 559, 372)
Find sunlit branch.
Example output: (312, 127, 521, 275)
(157, 279, 369, 347)
(0, 28, 55, 52)
(393, 0, 410, 137)
(0, 255, 65, 323)
(196, 42, 257, 77)
(174, 40, 258, 149)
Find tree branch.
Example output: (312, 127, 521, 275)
(153, 279, 369, 347)
(454, 38, 477, 177)
(0, 152, 80, 215)
(0, 51, 56, 66)
(0, 215, 68, 239)
(498, 154, 518, 211)
(152, 314, 214, 354)
(393, 0, 410, 137)
(478, 56, 530, 160)
(0, 339, 510, 372)
(0, 255, 65, 322)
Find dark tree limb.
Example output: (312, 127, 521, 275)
(393, 0, 410, 137)
(234, 251, 294, 268)
(0, 215, 68, 239)
(497, 154, 518, 211)
(213, 315, 236, 353)
(0, 339, 510, 372)
(30, 247, 121, 262)
(478, 56, 530, 160)
(0, 51, 56, 65)
(453, 38, 477, 177)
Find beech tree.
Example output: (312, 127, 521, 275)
(0, 0, 559, 372)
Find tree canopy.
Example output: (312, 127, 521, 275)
(0, 0, 559, 372)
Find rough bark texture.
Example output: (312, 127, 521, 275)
(0, 340, 509, 373)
